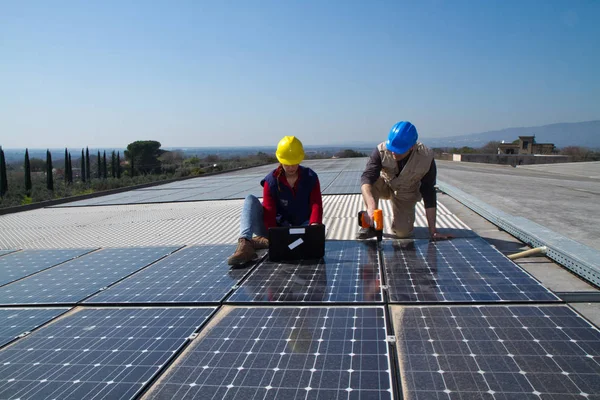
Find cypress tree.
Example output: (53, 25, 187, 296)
(68, 153, 73, 183)
(85, 147, 91, 181)
(111, 151, 116, 178)
(103, 151, 108, 179)
(0, 147, 7, 197)
(116, 152, 121, 179)
(46, 149, 54, 191)
(24, 149, 32, 195)
(130, 157, 135, 177)
(97, 150, 102, 178)
(80, 149, 86, 182)
(64, 148, 69, 184)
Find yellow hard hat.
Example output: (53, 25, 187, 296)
(276, 136, 305, 165)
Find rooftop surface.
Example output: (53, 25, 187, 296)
(0, 159, 598, 399)
(437, 160, 600, 251)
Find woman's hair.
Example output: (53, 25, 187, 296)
(275, 165, 283, 193)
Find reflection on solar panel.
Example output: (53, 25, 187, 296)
(227, 241, 382, 303)
(85, 245, 249, 304)
(0, 250, 18, 258)
(394, 305, 600, 399)
(145, 307, 393, 400)
(0, 248, 96, 287)
(0, 247, 180, 305)
(0, 308, 70, 348)
(0, 307, 215, 400)
(383, 238, 558, 302)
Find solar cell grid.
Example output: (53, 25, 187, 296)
(0, 247, 180, 305)
(227, 240, 382, 303)
(383, 237, 558, 303)
(0, 307, 215, 400)
(0, 248, 96, 288)
(85, 245, 249, 304)
(0, 308, 70, 349)
(145, 306, 394, 400)
(0, 250, 18, 258)
(394, 305, 600, 399)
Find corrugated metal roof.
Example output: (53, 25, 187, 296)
(0, 195, 469, 249)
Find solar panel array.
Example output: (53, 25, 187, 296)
(0, 307, 215, 400)
(0, 248, 96, 287)
(58, 158, 368, 207)
(0, 249, 18, 258)
(227, 240, 383, 303)
(0, 247, 179, 305)
(86, 245, 245, 304)
(0, 308, 70, 348)
(383, 237, 558, 303)
(145, 307, 393, 400)
(0, 157, 597, 399)
(393, 305, 600, 399)
(1, 237, 595, 398)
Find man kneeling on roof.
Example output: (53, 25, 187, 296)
(227, 136, 324, 266)
(358, 120, 452, 241)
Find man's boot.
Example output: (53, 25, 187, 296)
(227, 238, 257, 266)
(252, 236, 269, 250)
(356, 227, 377, 240)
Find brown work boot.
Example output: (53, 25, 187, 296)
(252, 236, 269, 250)
(227, 238, 257, 266)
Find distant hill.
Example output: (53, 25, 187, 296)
(421, 120, 600, 149)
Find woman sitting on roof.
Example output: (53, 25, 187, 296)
(227, 136, 323, 266)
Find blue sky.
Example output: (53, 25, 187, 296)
(1, 0, 599, 148)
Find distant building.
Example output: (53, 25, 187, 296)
(498, 136, 555, 155)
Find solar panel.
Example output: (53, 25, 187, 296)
(0, 308, 70, 349)
(0, 250, 18, 258)
(383, 237, 559, 303)
(393, 305, 600, 399)
(145, 306, 394, 400)
(227, 240, 383, 303)
(85, 245, 250, 304)
(0, 307, 215, 400)
(0, 248, 96, 288)
(0, 247, 180, 305)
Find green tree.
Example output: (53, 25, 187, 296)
(24, 149, 32, 195)
(85, 147, 91, 181)
(81, 149, 86, 182)
(111, 151, 117, 178)
(0, 147, 7, 197)
(46, 149, 54, 191)
(335, 149, 367, 158)
(29, 158, 46, 172)
(480, 141, 502, 154)
(68, 153, 73, 183)
(124, 140, 162, 175)
(97, 150, 102, 179)
(103, 151, 108, 179)
(64, 148, 69, 184)
(116, 152, 121, 178)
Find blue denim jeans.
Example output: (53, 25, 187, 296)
(238, 195, 311, 240)
(239, 195, 268, 240)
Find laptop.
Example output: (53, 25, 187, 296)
(268, 224, 326, 262)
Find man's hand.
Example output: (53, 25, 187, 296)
(363, 207, 375, 227)
(430, 230, 453, 241)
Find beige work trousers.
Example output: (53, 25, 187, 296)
(368, 177, 417, 238)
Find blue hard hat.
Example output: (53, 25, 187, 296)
(386, 121, 418, 154)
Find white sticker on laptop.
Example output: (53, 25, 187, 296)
(288, 238, 304, 250)
(289, 228, 305, 235)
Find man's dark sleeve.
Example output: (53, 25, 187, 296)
(360, 148, 382, 186)
(420, 159, 437, 209)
